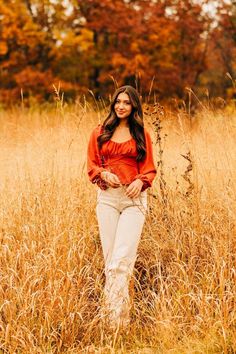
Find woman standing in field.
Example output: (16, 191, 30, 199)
(87, 85, 157, 330)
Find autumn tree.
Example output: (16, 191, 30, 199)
(0, 0, 74, 103)
(208, 0, 236, 97)
(74, 0, 211, 99)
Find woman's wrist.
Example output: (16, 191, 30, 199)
(135, 178, 144, 186)
(101, 170, 109, 180)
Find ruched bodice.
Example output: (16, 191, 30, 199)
(100, 138, 139, 185)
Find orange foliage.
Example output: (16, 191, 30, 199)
(0, 0, 235, 104)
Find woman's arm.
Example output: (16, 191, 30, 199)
(134, 129, 157, 191)
(87, 125, 106, 185)
(87, 125, 121, 189)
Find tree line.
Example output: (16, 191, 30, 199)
(0, 0, 235, 105)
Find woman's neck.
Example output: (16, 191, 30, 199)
(118, 119, 129, 128)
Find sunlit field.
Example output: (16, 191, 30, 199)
(0, 102, 235, 353)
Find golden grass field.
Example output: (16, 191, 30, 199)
(0, 102, 235, 353)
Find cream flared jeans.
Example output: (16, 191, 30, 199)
(96, 186, 147, 328)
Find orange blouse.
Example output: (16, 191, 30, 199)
(87, 125, 157, 191)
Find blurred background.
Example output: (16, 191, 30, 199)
(0, 0, 235, 105)
(0, 3, 236, 352)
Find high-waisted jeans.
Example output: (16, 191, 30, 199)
(96, 186, 148, 327)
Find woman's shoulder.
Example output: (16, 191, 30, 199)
(90, 124, 103, 137)
(143, 127, 152, 139)
(143, 127, 150, 134)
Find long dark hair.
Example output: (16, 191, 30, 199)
(97, 85, 146, 161)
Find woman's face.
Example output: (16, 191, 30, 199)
(114, 92, 132, 119)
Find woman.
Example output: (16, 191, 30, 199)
(87, 85, 157, 330)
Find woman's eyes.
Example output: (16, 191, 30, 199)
(115, 100, 131, 105)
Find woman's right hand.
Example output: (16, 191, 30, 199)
(101, 171, 121, 188)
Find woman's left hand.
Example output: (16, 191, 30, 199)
(125, 179, 144, 198)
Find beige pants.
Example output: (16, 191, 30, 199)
(96, 186, 147, 327)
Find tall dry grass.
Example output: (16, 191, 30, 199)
(0, 101, 235, 353)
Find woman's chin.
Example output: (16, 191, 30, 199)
(117, 114, 128, 119)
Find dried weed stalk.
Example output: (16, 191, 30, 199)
(53, 82, 64, 113)
(150, 102, 167, 205)
(181, 151, 194, 198)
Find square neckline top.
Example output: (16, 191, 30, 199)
(109, 137, 134, 144)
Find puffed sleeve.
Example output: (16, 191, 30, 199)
(134, 129, 157, 191)
(87, 125, 107, 189)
